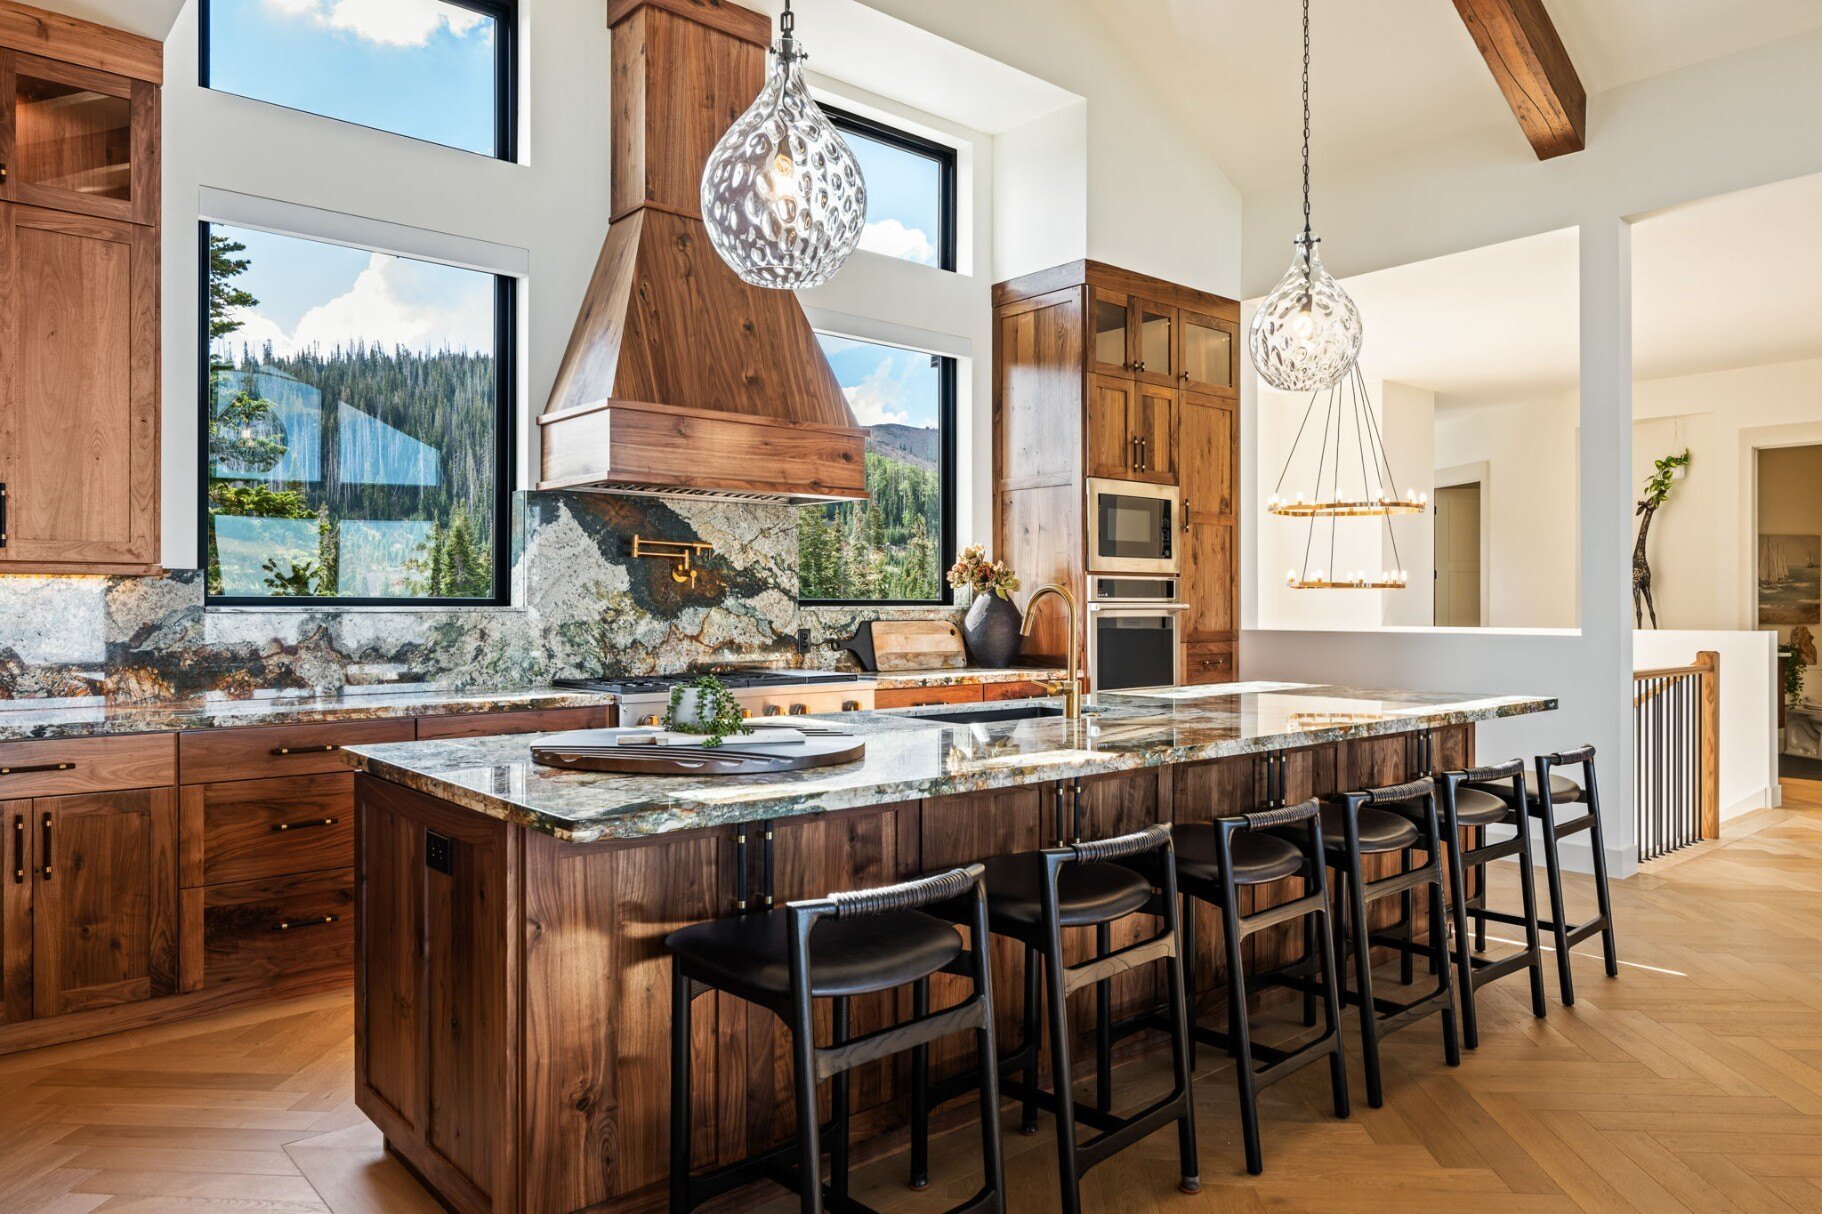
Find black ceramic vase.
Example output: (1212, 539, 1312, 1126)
(962, 592, 1022, 668)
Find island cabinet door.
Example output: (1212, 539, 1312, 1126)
(516, 822, 737, 1214)
(354, 776, 516, 1214)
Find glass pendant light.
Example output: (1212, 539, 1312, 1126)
(1249, 0, 1363, 393)
(700, 0, 867, 291)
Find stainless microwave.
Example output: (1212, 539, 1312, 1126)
(1087, 478, 1180, 574)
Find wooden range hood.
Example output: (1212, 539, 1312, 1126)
(538, 0, 869, 505)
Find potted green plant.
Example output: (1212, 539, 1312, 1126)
(662, 675, 752, 747)
(948, 545, 1023, 668)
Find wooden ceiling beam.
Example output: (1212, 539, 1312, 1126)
(1452, 0, 1586, 159)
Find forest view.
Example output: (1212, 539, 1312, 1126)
(205, 226, 501, 601)
(798, 339, 949, 601)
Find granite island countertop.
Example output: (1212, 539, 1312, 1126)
(0, 685, 618, 742)
(342, 682, 1557, 844)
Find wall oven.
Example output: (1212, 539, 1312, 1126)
(1088, 576, 1186, 691)
(1088, 478, 1179, 574)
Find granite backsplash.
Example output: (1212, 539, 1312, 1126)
(0, 492, 958, 702)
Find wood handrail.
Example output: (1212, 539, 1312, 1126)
(1633, 651, 1720, 682)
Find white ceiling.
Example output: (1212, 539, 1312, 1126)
(1337, 171, 1822, 406)
(1081, 0, 1822, 199)
(31, 0, 180, 39)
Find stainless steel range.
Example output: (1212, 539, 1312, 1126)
(556, 671, 875, 727)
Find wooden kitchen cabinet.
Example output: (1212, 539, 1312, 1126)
(0, 49, 157, 225)
(0, 201, 159, 573)
(0, 5, 161, 576)
(1, 800, 28, 1024)
(1087, 373, 1175, 484)
(996, 261, 1240, 690)
(873, 682, 984, 709)
(33, 786, 177, 1017)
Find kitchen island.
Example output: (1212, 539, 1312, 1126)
(345, 683, 1553, 1214)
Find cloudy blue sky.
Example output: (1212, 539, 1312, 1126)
(210, 0, 941, 430)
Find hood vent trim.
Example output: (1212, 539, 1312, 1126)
(537, 0, 868, 507)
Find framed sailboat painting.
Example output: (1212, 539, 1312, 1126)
(1759, 534, 1822, 626)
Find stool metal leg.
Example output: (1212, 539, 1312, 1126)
(1582, 758, 1621, 978)
(908, 980, 930, 1190)
(1040, 928, 1085, 1214)
(1340, 848, 1387, 1108)
(1095, 922, 1113, 1114)
(1514, 798, 1550, 1019)
(1442, 821, 1481, 1049)
(830, 997, 851, 1206)
(788, 981, 823, 1214)
(1219, 891, 1263, 1174)
(1020, 946, 1040, 1135)
(1398, 847, 1416, 986)
(1533, 782, 1578, 1006)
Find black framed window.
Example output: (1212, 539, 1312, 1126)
(199, 222, 515, 607)
(824, 105, 957, 271)
(798, 336, 956, 605)
(200, 0, 517, 161)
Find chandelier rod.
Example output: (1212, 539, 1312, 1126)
(1301, 0, 1313, 248)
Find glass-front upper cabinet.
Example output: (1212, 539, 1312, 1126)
(0, 52, 156, 225)
(1090, 287, 1134, 376)
(1132, 298, 1178, 387)
(1180, 309, 1238, 396)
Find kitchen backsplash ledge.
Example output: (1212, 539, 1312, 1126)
(0, 492, 958, 702)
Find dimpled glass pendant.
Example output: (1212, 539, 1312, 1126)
(1249, 234, 1363, 392)
(700, 8, 866, 291)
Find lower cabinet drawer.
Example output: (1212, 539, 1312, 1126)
(982, 679, 1061, 701)
(179, 719, 415, 785)
(188, 868, 354, 989)
(874, 684, 985, 709)
(1184, 643, 1236, 684)
(415, 705, 612, 739)
(181, 772, 354, 887)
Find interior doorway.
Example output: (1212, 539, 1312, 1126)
(1758, 443, 1822, 781)
(1434, 480, 1484, 627)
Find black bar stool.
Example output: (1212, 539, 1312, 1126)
(1170, 797, 1350, 1174)
(1324, 779, 1461, 1108)
(666, 864, 1005, 1214)
(1465, 744, 1619, 1004)
(1433, 760, 1549, 1049)
(914, 823, 1200, 1213)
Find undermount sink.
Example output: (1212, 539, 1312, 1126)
(917, 704, 1066, 725)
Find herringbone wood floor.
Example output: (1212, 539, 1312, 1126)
(4, 785, 1821, 1214)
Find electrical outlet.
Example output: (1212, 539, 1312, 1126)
(426, 830, 453, 875)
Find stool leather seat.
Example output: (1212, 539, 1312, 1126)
(1172, 823, 1304, 886)
(976, 851, 1151, 931)
(1466, 772, 1583, 804)
(1451, 786, 1513, 826)
(666, 908, 962, 1000)
(1320, 804, 1420, 853)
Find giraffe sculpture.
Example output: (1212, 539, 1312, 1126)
(1633, 449, 1692, 630)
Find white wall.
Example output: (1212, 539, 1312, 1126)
(1241, 31, 1822, 875)
(1633, 630, 1779, 822)
(160, 0, 611, 568)
(1432, 393, 1581, 629)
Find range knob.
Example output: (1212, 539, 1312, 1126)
(740, 707, 753, 718)
(788, 703, 808, 716)
(763, 705, 783, 717)
(638, 714, 661, 727)
(842, 700, 862, 712)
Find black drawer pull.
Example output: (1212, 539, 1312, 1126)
(271, 744, 340, 756)
(271, 817, 338, 833)
(11, 814, 23, 885)
(273, 914, 339, 932)
(0, 761, 75, 776)
(40, 812, 52, 881)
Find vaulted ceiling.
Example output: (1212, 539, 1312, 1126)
(1081, 0, 1822, 198)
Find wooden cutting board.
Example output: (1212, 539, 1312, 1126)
(871, 620, 967, 671)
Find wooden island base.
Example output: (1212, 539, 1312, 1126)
(354, 725, 1470, 1214)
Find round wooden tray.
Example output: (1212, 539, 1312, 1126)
(531, 733, 866, 776)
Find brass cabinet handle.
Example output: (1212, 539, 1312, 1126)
(271, 744, 339, 756)
(1130, 436, 1140, 470)
(40, 812, 51, 881)
(271, 817, 338, 833)
(0, 761, 74, 776)
(1141, 435, 1149, 470)
(11, 814, 23, 884)
(1182, 499, 1191, 532)
(272, 914, 339, 931)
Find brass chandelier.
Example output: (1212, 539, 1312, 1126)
(1268, 362, 1426, 591)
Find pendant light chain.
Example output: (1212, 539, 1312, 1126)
(779, 0, 798, 60)
(1301, 0, 1313, 247)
